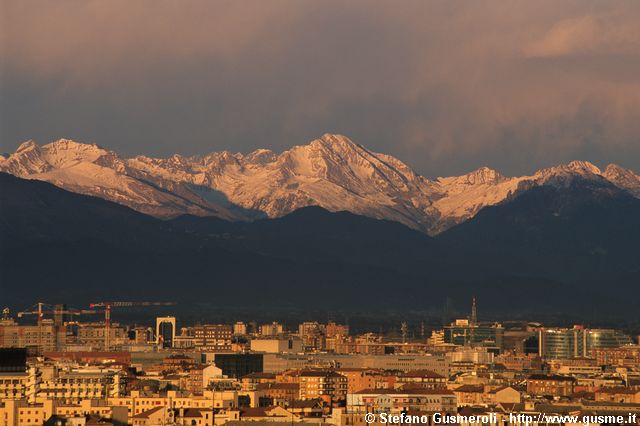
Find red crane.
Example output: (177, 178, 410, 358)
(88, 301, 175, 350)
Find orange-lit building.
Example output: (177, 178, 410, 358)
(298, 370, 348, 404)
(526, 374, 576, 397)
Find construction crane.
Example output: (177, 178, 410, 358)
(17, 303, 98, 353)
(88, 301, 175, 350)
(18, 303, 98, 320)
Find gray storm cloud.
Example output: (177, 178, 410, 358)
(2, 0, 639, 176)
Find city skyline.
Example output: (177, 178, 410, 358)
(2, 300, 639, 425)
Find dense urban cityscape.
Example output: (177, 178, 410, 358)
(1, 300, 639, 425)
(3, 1, 640, 425)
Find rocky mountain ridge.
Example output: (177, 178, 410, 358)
(2, 134, 638, 234)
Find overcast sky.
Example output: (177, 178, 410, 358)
(2, 0, 639, 176)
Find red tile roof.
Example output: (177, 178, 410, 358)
(133, 406, 164, 419)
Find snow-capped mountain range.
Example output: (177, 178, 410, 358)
(2, 134, 639, 234)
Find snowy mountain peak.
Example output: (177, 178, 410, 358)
(0, 139, 242, 220)
(460, 166, 504, 185)
(245, 148, 276, 164)
(604, 163, 636, 178)
(317, 133, 358, 148)
(48, 138, 97, 148)
(534, 160, 603, 184)
(2, 140, 52, 175)
(40, 138, 112, 168)
(306, 134, 370, 158)
(566, 160, 601, 175)
(44, 138, 109, 157)
(16, 139, 39, 153)
(436, 166, 504, 188)
(603, 163, 640, 197)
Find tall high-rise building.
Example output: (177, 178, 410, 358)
(538, 326, 632, 359)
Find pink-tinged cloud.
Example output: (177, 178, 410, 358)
(2, 0, 640, 176)
(524, 13, 640, 58)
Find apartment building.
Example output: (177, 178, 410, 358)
(348, 388, 457, 414)
(396, 369, 447, 389)
(0, 319, 64, 353)
(298, 370, 348, 404)
(0, 399, 128, 426)
(526, 374, 577, 397)
(194, 324, 233, 351)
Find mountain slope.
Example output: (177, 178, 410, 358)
(2, 135, 639, 235)
(603, 164, 640, 197)
(2, 173, 638, 317)
(170, 206, 440, 269)
(0, 172, 183, 251)
(0, 173, 434, 309)
(438, 177, 640, 293)
(0, 140, 244, 220)
(128, 134, 443, 232)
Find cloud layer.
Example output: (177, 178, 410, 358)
(2, 0, 639, 176)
